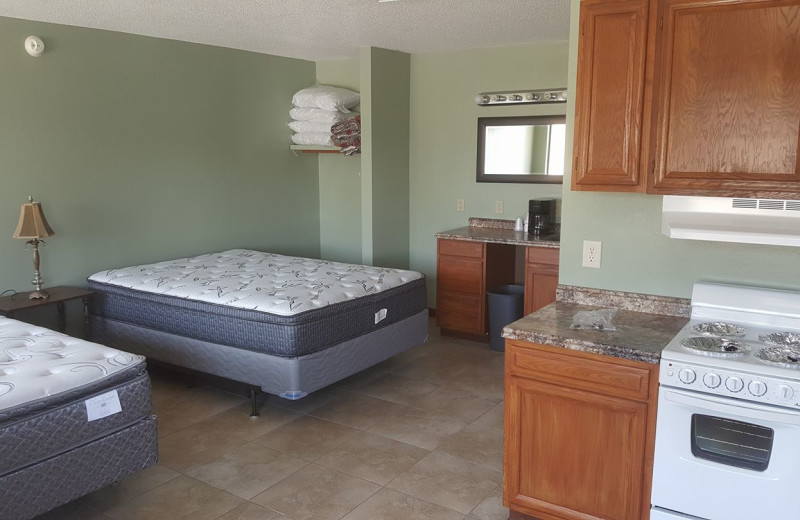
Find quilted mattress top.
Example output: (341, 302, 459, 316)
(0, 317, 144, 412)
(88, 249, 424, 317)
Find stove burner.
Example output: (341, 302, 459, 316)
(691, 322, 746, 337)
(680, 336, 751, 357)
(755, 346, 800, 369)
(759, 332, 800, 348)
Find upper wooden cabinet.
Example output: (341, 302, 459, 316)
(572, 0, 652, 192)
(573, 0, 800, 199)
(648, 0, 800, 198)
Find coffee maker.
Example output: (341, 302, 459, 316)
(528, 199, 557, 235)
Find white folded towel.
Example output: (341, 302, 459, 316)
(288, 120, 333, 134)
(291, 132, 333, 147)
(290, 107, 355, 124)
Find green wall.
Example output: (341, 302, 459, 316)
(408, 43, 569, 305)
(0, 17, 319, 298)
(558, 0, 800, 298)
(316, 59, 362, 264)
(362, 48, 411, 269)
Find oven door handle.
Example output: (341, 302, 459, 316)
(662, 387, 800, 425)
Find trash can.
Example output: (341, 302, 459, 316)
(487, 284, 525, 352)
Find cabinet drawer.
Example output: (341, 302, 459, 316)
(437, 257, 483, 294)
(508, 341, 651, 401)
(526, 246, 559, 267)
(438, 239, 484, 259)
(437, 292, 483, 334)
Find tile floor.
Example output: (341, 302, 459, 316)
(35, 320, 509, 520)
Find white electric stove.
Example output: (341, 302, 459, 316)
(651, 283, 800, 520)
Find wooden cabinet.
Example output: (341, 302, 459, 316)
(524, 247, 559, 315)
(573, 0, 800, 199)
(572, 0, 652, 192)
(504, 341, 659, 520)
(435, 239, 515, 336)
(647, 0, 800, 198)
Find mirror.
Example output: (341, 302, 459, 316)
(476, 115, 566, 184)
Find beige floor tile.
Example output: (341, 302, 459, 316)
(382, 344, 434, 370)
(413, 386, 500, 422)
(192, 401, 301, 441)
(215, 502, 291, 520)
(153, 385, 248, 437)
(387, 452, 502, 514)
(436, 423, 504, 471)
(316, 432, 429, 485)
(309, 392, 403, 430)
(253, 415, 360, 460)
(472, 402, 504, 430)
(367, 406, 467, 450)
(469, 484, 508, 520)
(389, 356, 475, 385)
(85, 464, 180, 510)
(102, 476, 243, 520)
(444, 366, 505, 400)
(186, 443, 309, 499)
(252, 464, 381, 520)
(263, 385, 345, 414)
(355, 373, 439, 405)
(158, 422, 248, 472)
(341, 488, 464, 520)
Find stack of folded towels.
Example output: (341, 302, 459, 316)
(289, 86, 360, 148)
(331, 116, 361, 156)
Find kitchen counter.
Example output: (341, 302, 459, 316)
(502, 287, 690, 364)
(434, 218, 560, 248)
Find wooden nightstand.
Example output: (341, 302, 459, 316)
(0, 286, 95, 338)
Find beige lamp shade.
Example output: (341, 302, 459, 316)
(12, 198, 55, 239)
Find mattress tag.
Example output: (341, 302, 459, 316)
(375, 308, 388, 324)
(85, 390, 122, 422)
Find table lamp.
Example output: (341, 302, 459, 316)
(12, 196, 55, 299)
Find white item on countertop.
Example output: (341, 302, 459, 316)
(291, 132, 333, 147)
(289, 107, 354, 124)
(292, 86, 360, 112)
(514, 217, 523, 231)
(288, 120, 333, 134)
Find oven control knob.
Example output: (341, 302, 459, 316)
(748, 380, 768, 397)
(726, 376, 744, 393)
(776, 384, 795, 400)
(703, 372, 721, 388)
(678, 368, 696, 384)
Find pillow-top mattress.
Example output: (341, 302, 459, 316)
(0, 316, 151, 477)
(88, 249, 427, 357)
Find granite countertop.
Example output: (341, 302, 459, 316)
(435, 218, 560, 248)
(502, 300, 689, 364)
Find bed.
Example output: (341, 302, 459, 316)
(88, 249, 428, 412)
(0, 316, 157, 520)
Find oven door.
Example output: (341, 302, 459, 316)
(651, 386, 800, 520)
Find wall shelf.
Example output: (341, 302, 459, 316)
(290, 145, 341, 155)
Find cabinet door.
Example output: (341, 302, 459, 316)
(572, 0, 651, 191)
(504, 375, 648, 520)
(524, 247, 559, 315)
(436, 239, 486, 333)
(648, 0, 800, 198)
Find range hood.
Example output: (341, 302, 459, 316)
(662, 196, 800, 247)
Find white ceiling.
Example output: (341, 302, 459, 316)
(0, 0, 571, 61)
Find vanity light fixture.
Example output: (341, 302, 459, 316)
(475, 88, 567, 107)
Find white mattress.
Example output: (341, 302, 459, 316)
(0, 317, 144, 413)
(88, 249, 424, 317)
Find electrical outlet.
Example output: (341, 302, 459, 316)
(495, 200, 504, 214)
(457, 198, 465, 212)
(582, 240, 602, 268)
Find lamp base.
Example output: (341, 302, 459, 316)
(28, 290, 50, 300)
